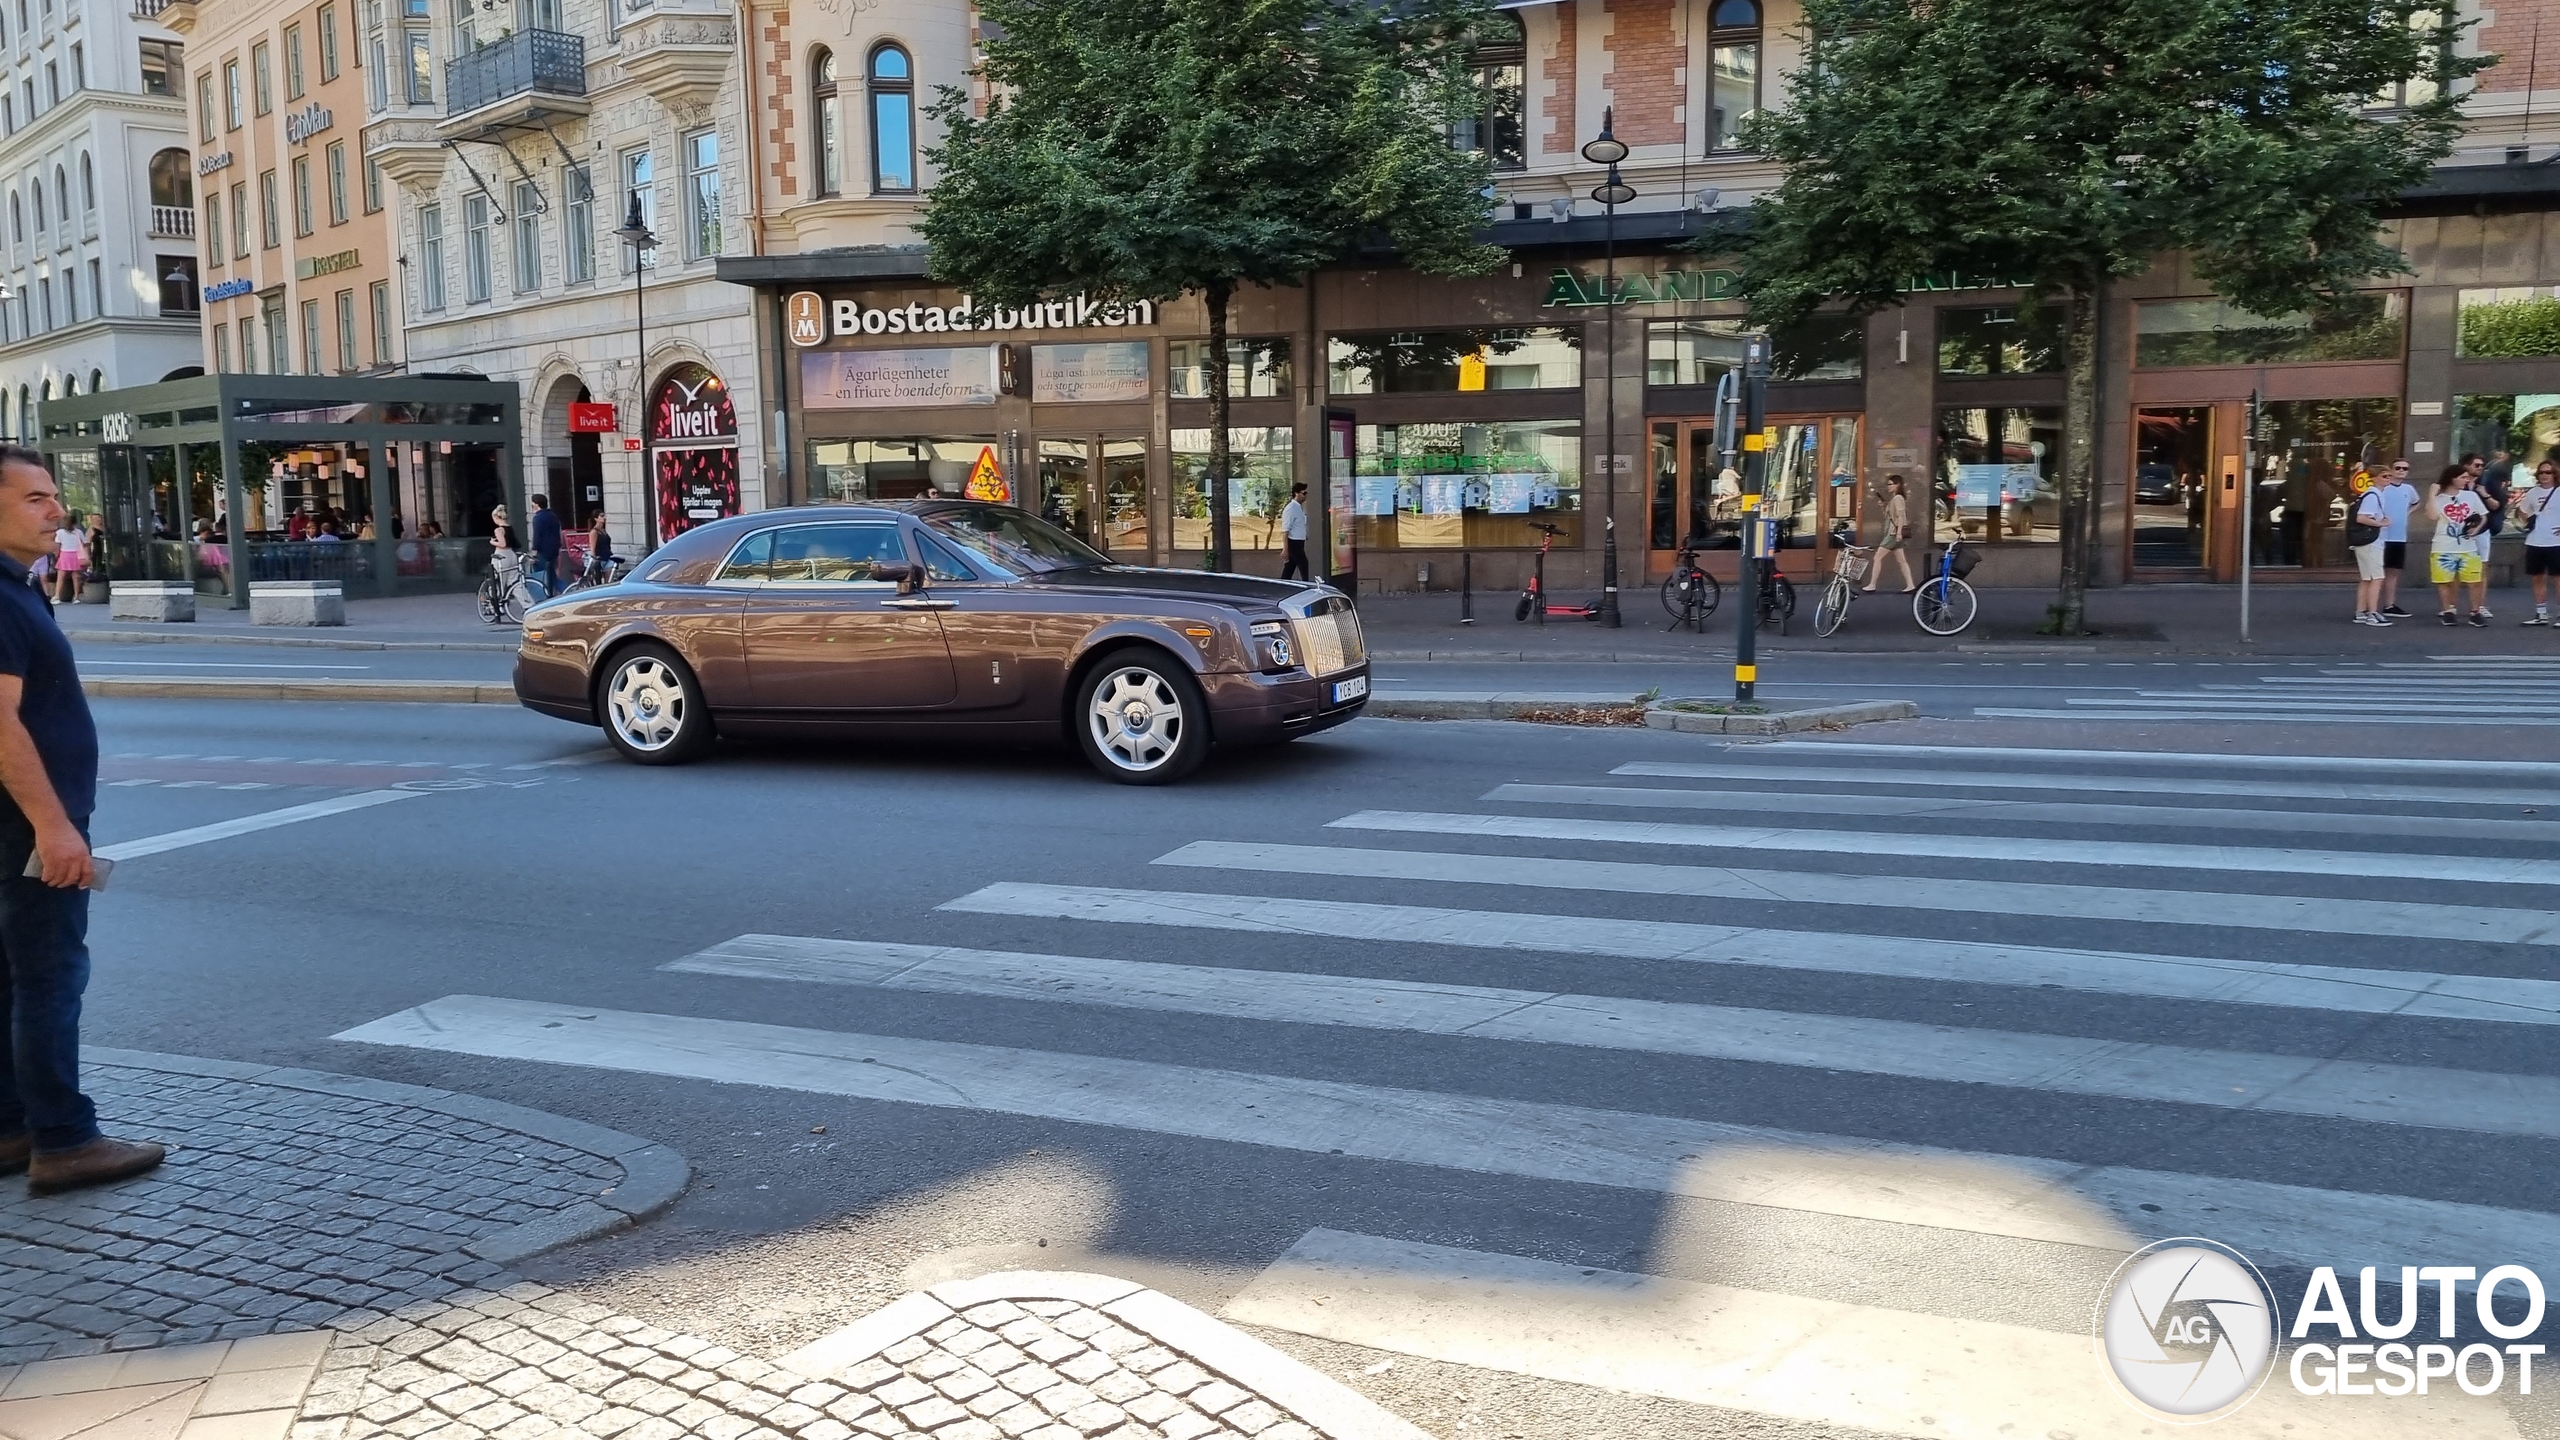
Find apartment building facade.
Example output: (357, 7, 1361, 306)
(716, 0, 2560, 595)
(0, 0, 196, 446)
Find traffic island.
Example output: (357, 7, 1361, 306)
(1645, 697, 1919, 735)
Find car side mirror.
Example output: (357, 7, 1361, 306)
(874, 561, 920, 594)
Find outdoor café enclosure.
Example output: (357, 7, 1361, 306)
(36, 375, 525, 607)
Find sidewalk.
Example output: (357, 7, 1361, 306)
(59, 594, 514, 652)
(0, 1054, 1430, 1440)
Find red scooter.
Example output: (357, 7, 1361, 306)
(1514, 523, 1604, 622)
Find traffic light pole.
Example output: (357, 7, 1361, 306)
(1734, 336, 1770, 704)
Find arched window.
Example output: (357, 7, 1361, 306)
(40, 378, 52, 401)
(78, 153, 92, 212)
(16, 388, 26, 437)
(53, 166, 66, 230)
(812, 48, 842, 197)
(1456, 15, 1525, 171)
(148, 147, 191, 209)
(29, 179, 42, 234)
(1708, 0, 1760, 153)
(88, 367, 101, 393)
(868, 43, 915, 193)
(10, 192, 20, 245)
(62, 376, 75, 397)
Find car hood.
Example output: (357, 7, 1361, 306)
(1020, 565, 1327, 610)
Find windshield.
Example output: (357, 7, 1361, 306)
(923, 503, 1112, 572)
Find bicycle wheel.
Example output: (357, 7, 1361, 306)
(1772, 574, 1795, 618)
(1659, 572, 1693, 623)
(476, 575, 505, 625)
(1913, 576, 1978, 636)
(1814, 575, 1853, 637)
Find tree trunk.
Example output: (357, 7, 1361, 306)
(1206, 278, 1234, 572)
(2050, 282, 2100, 635)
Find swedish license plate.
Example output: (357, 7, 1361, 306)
(1332, 676, 1369, 704)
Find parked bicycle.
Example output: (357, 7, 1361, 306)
(477, 551, 546, 625)
(1814, 542, 1871, 637)
(1756, 552, 1797, 633)
(1913, 537, 1980, 635)
(1659, 538, 1723, 630)
(560, 550, 634, 595)
(1515, 523, 1605, 622)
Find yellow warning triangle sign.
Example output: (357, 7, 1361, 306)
(964, 446, 1010, 502)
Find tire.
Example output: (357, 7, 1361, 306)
(1074, 648, 1211, 785)
(1913, 577, 1979, 636)
(1514, 593, 1533, 622)
(1814, 576, 1852, 637)
(476, 575, 505, 625)
(595, 642, 716, 765)
(1660, 569, 1720, 626)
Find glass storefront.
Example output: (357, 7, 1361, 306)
(1646, 317, 1862, 385)
(1937, 305, 2062, 376)
(2453, 394, 2560, 469)
(1352, 420, 1580, 550)
(1329, 328, 1581, 393)
(1168, 339, 1292, 399)
(2131, 406, 2217, 569)
(808, 435, 1001, 501)
(2252, 398, 2399, 569)
(2134, 294, 2406, 368)
(1171, 427, 1292, 551)
(1936, 407, 2062, 544)
(2455, 288, 2560, 360)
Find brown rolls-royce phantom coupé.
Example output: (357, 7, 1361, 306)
(511, 501, 1370, 783)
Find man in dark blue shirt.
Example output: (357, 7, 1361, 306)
(0, 447, 162, 1195)
(530, 493, 563, 598)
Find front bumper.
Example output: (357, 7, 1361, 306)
(514, 651, 595, 724)
(1201, 665, 1370, 745)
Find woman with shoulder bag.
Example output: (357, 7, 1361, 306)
(1863, 474, 1918, 594)
(2349, 483, 2390, 625)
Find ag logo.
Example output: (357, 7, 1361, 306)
(2096, 1239, 2278, 1420)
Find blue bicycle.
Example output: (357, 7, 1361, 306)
(1912, 538, 1979, 636)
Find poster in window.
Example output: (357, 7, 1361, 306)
(1420, 475, 1465, 515)
(1032, 342, 1149, 403)
(1486, 473, 1537, 514)
(1354, 475, 1397, 516)
(655, 446, 739, 538)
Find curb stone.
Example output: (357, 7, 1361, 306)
(83, 1047, 690, 1261)
(69, 626, 518, 652)
(1368, 696, 1647, 721)
(1642, 697, 1919, 734)
(81, 676, 516, 704)
(780, 1269, 1436, 1440)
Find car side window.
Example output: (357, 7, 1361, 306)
(768, 524, 905, 583)
(714, 530, 773, 583)
(913, 531, 978, 583)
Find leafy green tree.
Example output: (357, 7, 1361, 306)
(1738, 0, 2485, 631)
(922, 0, 1505, 569)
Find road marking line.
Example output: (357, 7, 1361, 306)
(1153, 840, 2557, 947)
(1610, 759, 2560, 809)
(940, 881, 2560, 1023)
(1485, 782, 2560, 844)
(331, 993, 2560, 1268)
(1222, 1231, 2513, 1440)
(669, 934, 2560, 1137)
(1327, 810, 2560, 886)
(75, 659, 371, 671)
(95, 789, 426, 861)
(1975, 708, 2560, 725)
(1750, 741, 2532, 775)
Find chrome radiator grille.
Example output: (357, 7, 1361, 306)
(1291, 602, 1367, 678)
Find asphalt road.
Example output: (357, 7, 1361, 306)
(70, 696, 2560, 1439)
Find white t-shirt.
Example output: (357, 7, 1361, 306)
(2378, 481, 2419, 542)
(2431, 488, 2491, 552)
(1281, 498, 1306, 541)
(2522, 483, 2560, 547)
(2352, 489, 2387, 545)
(51, 527, 81, 560)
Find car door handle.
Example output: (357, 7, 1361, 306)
(882, 597, 956, 610)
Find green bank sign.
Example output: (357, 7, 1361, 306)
(1542, 266, 2035, 308)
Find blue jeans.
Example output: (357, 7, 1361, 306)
(0, 850, 97, 1152)
(535, 553, 561, 597)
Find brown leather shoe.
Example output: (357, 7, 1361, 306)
(0, 1133, 28, 1175)
(27, 1136, 165, 1196)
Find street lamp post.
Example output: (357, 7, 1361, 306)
(614, 195, 658, 547)
(1582, 110, 1634, 629)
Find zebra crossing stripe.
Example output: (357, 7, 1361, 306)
(1610, 759, 2560, 809)
(1153, 840, 2558, 947)
(330, 994, 2560, 1269)
(1749, 741, 2531, 775)
(1974, 709, 2560, 725)
(666, 934, 2560, 1138)
(1484, 782, 2560, 844)
(938, 882, 2560, 1023)
(1325, 810, 2560, 886)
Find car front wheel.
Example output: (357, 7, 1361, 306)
(1074, 648, 1210, 784)
(597, 642, 715, 765)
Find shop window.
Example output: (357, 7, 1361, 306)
(807, 435, 999, 502)
(1169, 337, 1291, 399)
(1937, 305, 2062, 375)
(2453, 394, 2560, 470)
(252, 41, 272, 115)
(812, 47, 842, 197)
(1353, 419, 1582, 550)
(1708, 0, 1760, 153)
(1329, 327, 1581, 394)
(2250, 398, 2399, 568)
(1454, 15, 1524, 172)
(2133, 293, 2405, 368)
(869, 44, 915, 193)
(1171, 427, 1293, 550)
(2455, 287, 2560, 359)
(1935, 406, 2061, 545)
(1646, 316, 1861, 384)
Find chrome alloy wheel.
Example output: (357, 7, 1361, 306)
(1087, 665, 1187, 773)
(607, 655, 688, 753)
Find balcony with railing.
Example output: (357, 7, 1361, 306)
(149, 205, 193, 238)
(130, 0, 175, 15)
(441, 29, 588, 139)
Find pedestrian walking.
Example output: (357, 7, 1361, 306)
(1279, 482, 1310, 582)
(1862, 475, 1917, 593)
(2376, 459, 2420, 616)
(2521, 459, 2560, 625)
(530, 493, 563, 598)
(0, 447, 162, 1196)
(2429, 464, 2493, 627)
(2350, 481, 2391, 625)
(48, 513, 82, 606)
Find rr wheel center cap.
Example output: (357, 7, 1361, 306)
(1122, 702, 1151, 732)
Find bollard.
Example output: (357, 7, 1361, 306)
(1460, 552, 1474, 624)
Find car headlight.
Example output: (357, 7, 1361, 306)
(1250, 620, 1295, 672)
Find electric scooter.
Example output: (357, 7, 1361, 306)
(1514, 523, 1605, 622)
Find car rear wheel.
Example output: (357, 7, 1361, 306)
(597, 643, 714, 765)
(1074, 648, 1209, 784)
